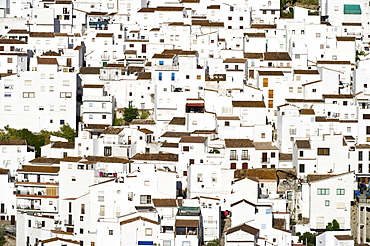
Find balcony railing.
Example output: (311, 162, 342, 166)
(230, 155, 238, 160)
(261, 158, 270, 163)
(101, 55, 110, 61)
(241, 155, 250, 160)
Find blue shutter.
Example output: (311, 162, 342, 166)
(158, 72, 162, 80)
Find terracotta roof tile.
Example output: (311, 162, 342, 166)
(223, 58, 247, 63)
(216, 116, 240, 120)
(0, 39, 27, 44)
(7, 29, 29, 34)
(0, 169, 10, 175)
(37, 57, 58, 65)
(132, 153, 178, 162)
(96, 33, 114, 37)
(78, 67, 101, 74)
(296, 140, 311, 149)
(29, 157, 61, 164)
(83, 84, 104, 88)
(300, 109, 315, 115)
(175, 219, 199, 227)
(138, 128, 153, 134)
(244, 53, 263, 59)
(207, 5, 220, 9)
(250, 24, 276, 29)
(169, 117, 185, 125)
(192, 20, 224, 27)
(342, 22, 361, 26)
(0, 139, 27, 145)
(307, 174, 340, 182)
(334, 235, 353, 241)
(137, 72, 151, 80)
(294, 70, 319, 74)
(153, 198, 178, 207)
(51, 141, 74, 149)
(86, 156, 128, 163)
(30, 32, 55, 37)
(225, 139, 254, 148)
(130, 119, 155, 125)
(253, 142, 278, 150)
(179, 136, 207, 143)
(18, 165, 60, 173)
(161, 132, 191, 138)
(244, 33, 266, 38)
(101, 127, 124, 135)
(226, 224, 259, 235)
(161, 142, 179, 148)
(317, 61, 351, 65)
(120, 216, 159, 225)
(263, 52, 291, 61)
(279, 153, 292, 161)
(258, 71, 284, 76)
(41, 51, 61, 56)
(336, 36, 356, 42)
(232, 101, 265, 107)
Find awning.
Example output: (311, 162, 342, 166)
(344, 4, 361, 14)
(186, 103, 204, 107)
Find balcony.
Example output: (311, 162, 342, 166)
(241, 155, 250, 160)
(261, 158, 270, 163)
(230, 155, 238, 161)
(89, 21, 109, 26)
(154, 65, 179, 71)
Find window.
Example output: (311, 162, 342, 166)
(230, 150, 237, 160)
(23, 92, 35, 98)
(230, 163, 236, 169)
(171, 73, 175, 81)
(183, 146, 189, 152)
(80, 228, 84, 234)
(104, 146, 112, 156)
(72, 176, 76, 181)
(7, 58, 12, 63)
(197, 173, 203, 182)
(4, 93, 11, 98)
(81, 204, 85, 214)
(228, 16, 232, 20)
(140, 195, 151, 204)
(325, 200, 330, 206)
(317, 188, 330, 195)
(109, 230, 113, 235)
(196, 75, 201, 80)
(268, 100, 273, 108)
(263, 78, 268, 87)
(240, 16, 243, 20)
(224, 121, 230, 126)
(49, 74, 54, 79)
(317, 148, 330, 155)
(262, 10, 266, 14)
(102, 115, 106, 119)
(100, 205, 105, 216)
(60, 92, 72, 98)
(299, 164, 305, 173)
(367, 126, 370, 135)
(337, 189, 345, 195)
(268, 90, 274, 98)
(359, 151, 363, 161)
(316, 33, 321, 38)
(39, 106, 44, 111)
(158, 72, 162, 81)
(242, 150, 248, 160)
(60, 120, 65, 124)
(128, 192, 133, 201)
(359, 163, 363, 173)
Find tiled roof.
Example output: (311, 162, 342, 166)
(279, 153, 292, 161)
(179, 50, 197, 56)
(273, 218, 286, 230)
(120, 216, 159, 225)
(342, 22, 361, 26)
(294, 70, 319, 74)
(179, 136, 207, 143)
(175, 219, 199, 227)
(169, 117, 186, 125)
(152, 54, 175, 59)
(258, 71, 284, 76)
(86, 156, 128, 163)
(0, 39, 27, 44)
(300, 109, 315, 115)
(355, 144, 370, 149)
(161, 132, 191, 138)
(51, 141, 75, 149)
(37, 57, 58, 65)
(83, 84, 104, 88)
(41, 51, 61, 56)
(29, 157, 61, 164)
(223, 58, 247, 63)
(138, 128, 153, 134)
(317, 61, 351, 65)
(7, 29, 29, 34)
(226, 223, 259, 235)
(323, 94, 354, 98)
(244, 52, 263, 59)
(78, 67, 101, 74)
(225, 139, 254, 148)
(244, 33, 266, 38)
(101, 127, 124, 135)
(253, 142, 278, 150)
(207, 5, 220, 9)
(336, 36, 356, 41)
(161, 142, 179, 148)
(152, 198, 178, 207)
(0, 169, 10, 175)
(155, 6, 185, 11)
(137, 72, 151, 80)
(132, 153, 178, 161)
(232, 101, 265, 107)
(18, 165, 60, 173)
(42, 237, 79, 244)
(250, 24, 276, 29)
(30, 32, 55, 37)
(51, 230, 74, 235)
(0, 139, 27, 145)
(180, 0, 200, 2)
(128, 66, 144, 73)
(334, 235, 353, 241)
(192, 20, 224, 27)
(263, 52, 291, 61)
(234, 168, 296, 180)
(124, 50, 137, 54)
(83, 124, 109, 129)
(295, 140, 311, 149)
(307, 174, 340, 182)
(216, 116, 240, 120)
(96, 33, 114, 37)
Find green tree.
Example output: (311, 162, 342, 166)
(206, 239, 220, 246)
(325, 219, 340, 231)
(298, 232, 317, 246)
(140, 111, 150, 120)
(49, 124, 77, 142)
(124, 107, 139, 122)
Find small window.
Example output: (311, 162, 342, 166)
(325, 200, 330, 206)
(109, 230, 113, 235)
(317, 148, 330, 155)
(145, 228, 152, 236)
(224, 121, 230, 126)
(337, 189, 345, 195)
(183, 146, 189, 152)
